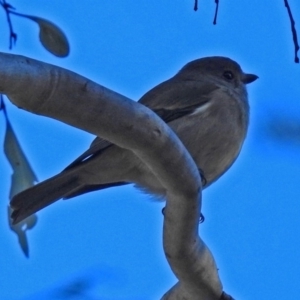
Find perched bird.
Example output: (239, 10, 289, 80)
(10, 56, 258, 224)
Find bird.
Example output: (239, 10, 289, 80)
(10, 56, 258, 224)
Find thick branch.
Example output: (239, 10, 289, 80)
(0, 52, 225, 299)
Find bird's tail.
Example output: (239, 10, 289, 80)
(10, 171, 80, 225)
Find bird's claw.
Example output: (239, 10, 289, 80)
(162, 207, 205, 223)
(198, 168, 207, 187)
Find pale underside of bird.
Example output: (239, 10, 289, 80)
(10, 56, 258, 224)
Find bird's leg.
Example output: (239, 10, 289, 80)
(161, 169, 206, 222)
(161, 208, 205, 223)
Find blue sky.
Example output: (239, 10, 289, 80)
(1, 1, 300, 299)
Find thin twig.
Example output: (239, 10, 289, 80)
(0, 0, 17, 49)
(284, 0, 299, 63)
(194, 0, 198, 11)
(213, 0, 219, 25)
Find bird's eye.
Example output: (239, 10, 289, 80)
(223, 71, 234, 80)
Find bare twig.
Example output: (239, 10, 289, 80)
(284, 0, 299, 63)
(0, 0, 17, 49)
(194, 0, 198, 11)
(213, 0, 219, 25)
(194, 0, 220, 24)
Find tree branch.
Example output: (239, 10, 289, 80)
(213, 0, 219, 25)
(0, 52, 229, 299)
(0, 0, 17, 49)
(194, 0, 198, 11)
(284, 0, 299, 63)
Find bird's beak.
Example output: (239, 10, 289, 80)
(242, 73, 259, 84)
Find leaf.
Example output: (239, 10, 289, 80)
(7, 206, 37, 257)
(4, 117, 38, 257)
(10, 12, 70, 57)
(32, 16, 70, 57)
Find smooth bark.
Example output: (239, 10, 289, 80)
(0, 52, 226, 299)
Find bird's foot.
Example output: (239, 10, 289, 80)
(198, 168, 207, 187)
(162, 207, 205, 223)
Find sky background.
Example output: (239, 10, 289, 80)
(0, 1, 300, 299)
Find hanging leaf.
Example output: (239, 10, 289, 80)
(30, 16, 70, 57)
(4, 119, 38, 197)
(3, 113, 38, 257)
(7, 206, 37, 257)
(10, 11, 70, 57)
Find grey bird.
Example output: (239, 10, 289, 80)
(10, 56, 258, 224)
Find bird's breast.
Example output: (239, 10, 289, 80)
(169, 91, 249, 187)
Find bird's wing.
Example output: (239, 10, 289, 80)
(65, 79, 219, 168)
(139, 78, 219, 122)
(64, 137, 112, 170)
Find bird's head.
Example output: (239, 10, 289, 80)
(177, 56, 258, 88)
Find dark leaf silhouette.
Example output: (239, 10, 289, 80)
(12, 12, 70, 57)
